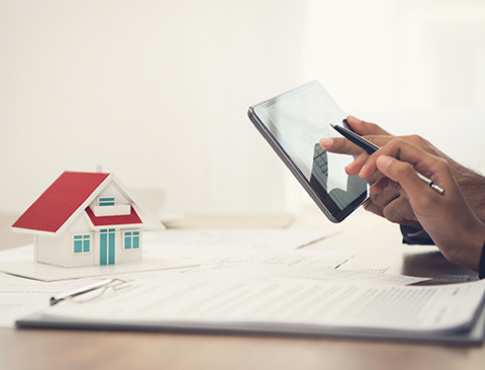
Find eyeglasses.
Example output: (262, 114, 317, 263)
(50, 278, 132, 306)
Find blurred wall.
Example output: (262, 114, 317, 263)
(306, 0, 485, 164)
(0, 0, 309, 216)
(2, 0, 484, 218)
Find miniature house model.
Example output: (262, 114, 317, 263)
(11, 171, 164, 268)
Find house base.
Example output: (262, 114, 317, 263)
(0, 257, 198, 282)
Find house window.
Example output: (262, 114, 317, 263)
(98, 197, 115, 206)
(73, 234, 91, 253)
(123, 231, 140, 250)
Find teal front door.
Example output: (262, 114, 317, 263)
(100, 229, 115, 265)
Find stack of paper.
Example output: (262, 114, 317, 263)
(17, 272, 485, 344)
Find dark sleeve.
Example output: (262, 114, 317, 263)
(401, 227, 485, 280)
(480, 242, 485, 279)
(400, 225, 435, 245)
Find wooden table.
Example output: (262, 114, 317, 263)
(1, 212, 484, 370)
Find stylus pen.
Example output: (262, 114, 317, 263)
(330, 123, 445, 195)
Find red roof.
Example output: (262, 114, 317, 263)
(12, 172, 110, 233)
(85, 206, 142, 227)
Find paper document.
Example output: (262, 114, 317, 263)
(33, 275, 485, 335)
(180, 251, 428, 286)
(0, 272, 104, 327)
(143, 228, 338, 262)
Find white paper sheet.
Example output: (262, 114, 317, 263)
(43, 277, 485, 334)
(177, 250, 428, 286)
(0, 272, 104, 327)
(142, 228, 338, 261)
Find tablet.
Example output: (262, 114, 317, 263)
(247, 81, 368, 222)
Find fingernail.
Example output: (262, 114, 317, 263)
(319, 138, 333, 149)
(377, 155, 393, 169)
(348, 115, 362, 124)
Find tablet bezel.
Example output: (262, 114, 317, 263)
(247, 82, 368, 223)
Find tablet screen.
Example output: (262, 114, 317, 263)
(249, 81, 367, 221)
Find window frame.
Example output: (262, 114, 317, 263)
(123, 230, 141, 250)
(72, 234, 92, 254)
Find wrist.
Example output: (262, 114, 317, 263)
(451, 166, 485, 223)
(450, 222, 485, 273)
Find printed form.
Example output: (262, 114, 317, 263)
(38, 271, 485, 335)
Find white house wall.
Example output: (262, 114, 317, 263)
(36, 233, 69, 267)
(68, 211, 92, 234)
(37, 216, 96, 268)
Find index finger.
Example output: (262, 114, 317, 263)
(319, 137, 363, 155)
(319, 135, 395, 155)
(346, 116, 391, 136)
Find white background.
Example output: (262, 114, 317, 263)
(2, 0, 485, 220)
